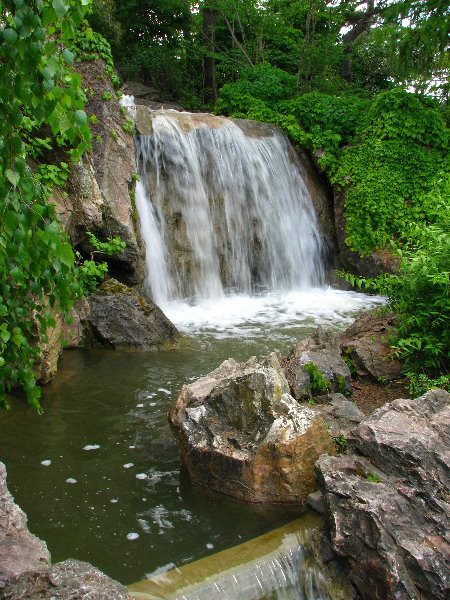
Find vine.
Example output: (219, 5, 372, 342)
(0, 0, 92, 410)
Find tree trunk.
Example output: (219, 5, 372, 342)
(202, 7, 218, 104)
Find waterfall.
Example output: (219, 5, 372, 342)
(128, 522, 335, 600)
(135, 110, 324, 306)
(171, 546, 331, 600)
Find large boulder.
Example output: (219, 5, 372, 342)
(169, 353, 335, 503)
(1, 559, 133, 600)
(0, 462, 50, 589)
(282, 326, 352, 400)
(316, 389, 450, 600)
(339, 309, 404, 381)
(87, 279, 180, 350)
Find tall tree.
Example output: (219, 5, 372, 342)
(202, 2, 218, 103)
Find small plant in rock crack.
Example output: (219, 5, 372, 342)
(303, 362, 331, 397)
(75, 233, 126, 295)
(332, 433, 348, 454)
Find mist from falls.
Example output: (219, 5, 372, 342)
(135, 110, 324, 307)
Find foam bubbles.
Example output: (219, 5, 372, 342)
(40, 460, 51, 466)
(83, 444, 100, 451)
(136, 473, 147, 480)
(123, 463, 134, 469)
(65, 478, 77, 484)
(127, 532, 140, 541)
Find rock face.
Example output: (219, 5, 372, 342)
(87, 279, 180, 349)
(1, 559, 133, 600)
(55, 59, 143, 286)
(282, 326, 352, 400)
(339, 309, 404, 381)
(316, 389, 450, 600)
(313, 393, 366, 437)
(169, 353, 335, 503)
(0, 462, 50, 589)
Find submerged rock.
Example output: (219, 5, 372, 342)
(0, 462, 50, 589)
(1, 559, 133, 600)
(87, 279, 180, 350)
(316, 388, 450, 600)
(282, 326, 352, 400)
(169, 353, 335, 503)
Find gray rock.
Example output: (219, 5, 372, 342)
(306, 490, 325, 515)
(0, 462, 50, 589)
(314, 393, 366, 436)
(57, 61, 144, 286)
(1, 559, 133, 600)
(339, 309, 404, 381)
(316, 389, 450, 600)
(282, 326, 352, 400)
(169, 353, 335, 503)
(88, 279, 180, 350)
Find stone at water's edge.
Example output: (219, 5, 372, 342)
(169, 353, 335, 503)
(316, 389, 450, 600)
(1, 559, 133, 600)
(0, 462, 50, 589)
(282, 326, 352, 400)
(87, 279, 180, 350)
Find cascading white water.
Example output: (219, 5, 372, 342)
(173, 546, 331, 600)
(135, 110, 324, 306)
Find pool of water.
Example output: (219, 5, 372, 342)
(0, 288, 384, 585)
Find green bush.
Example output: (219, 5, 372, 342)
(333, 89, 449, 253)
(75, 233, 126, 295)
(344, 178, 449, 372)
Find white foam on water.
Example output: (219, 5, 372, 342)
(136, 473, 148, 480)
(83, 444, 100, 451)
(65, 478, 77, 484)
(40, 460, 52, 466)
(158, 388, 171, 395)
(123, 463, 134, 469)
(161, 287, 385, 337)
(127, 532, 140, 541)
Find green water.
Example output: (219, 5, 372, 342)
(0, 289, 384, 585)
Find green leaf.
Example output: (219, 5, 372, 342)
(74, 109, 88, 126)
(62, 49, 74, 65)
(3, 29, 18, 44)
(52, 0, 68, 19)
(0, 330, 11, 343)
(6, 169, 19, 186)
